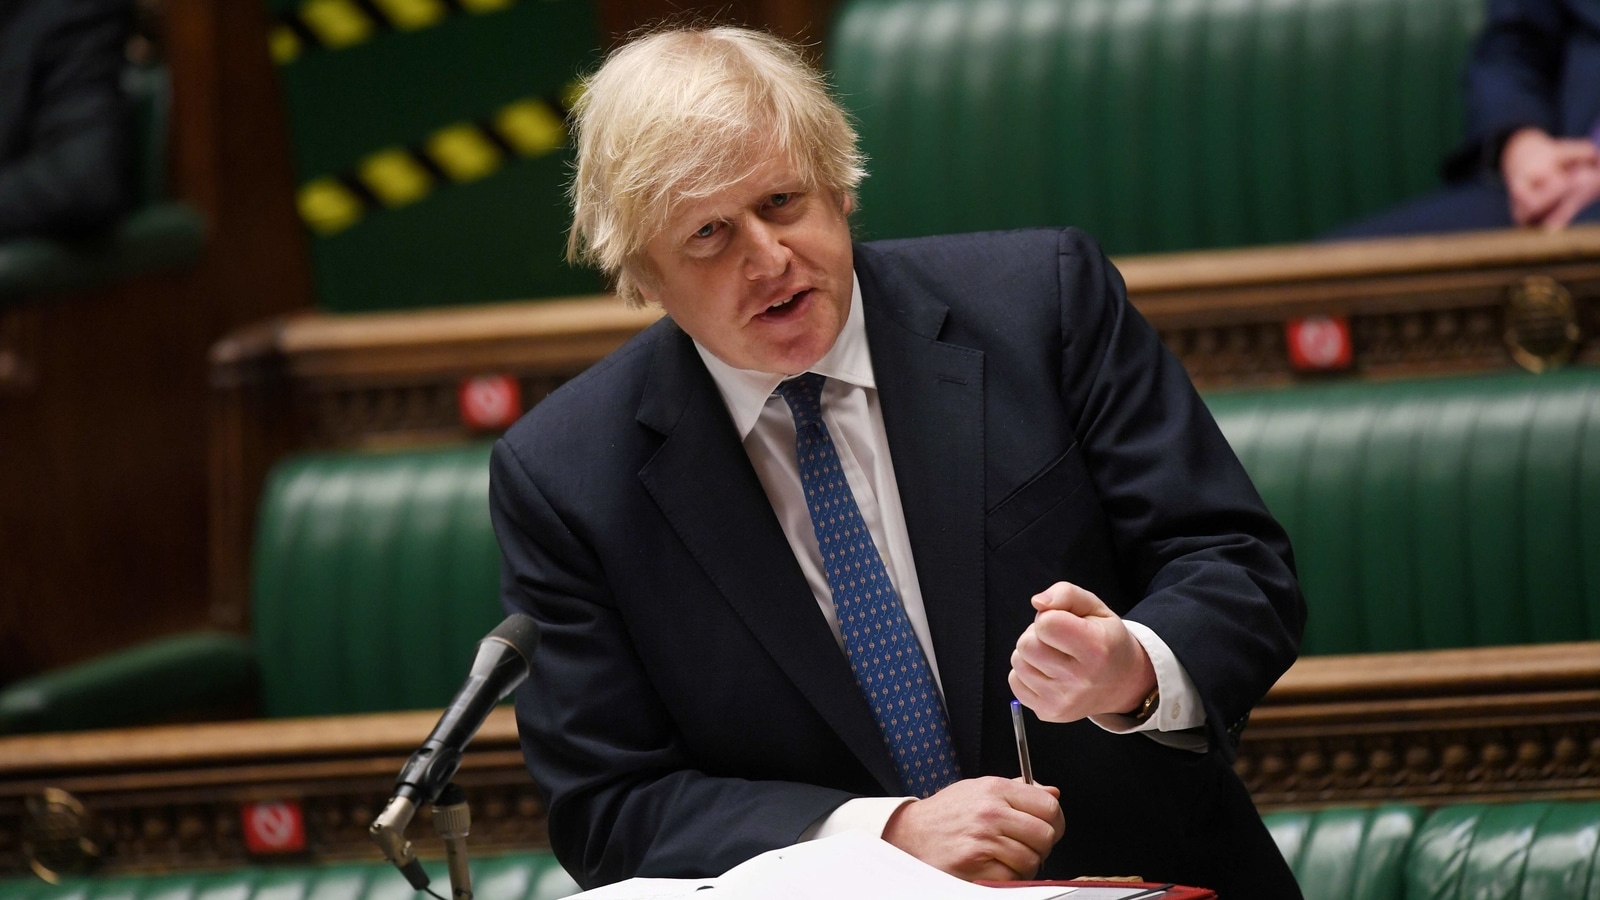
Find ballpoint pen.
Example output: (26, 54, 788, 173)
(1010, 699, 1033, 784)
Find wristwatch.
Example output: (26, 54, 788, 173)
(1126, 684, 1161, 724)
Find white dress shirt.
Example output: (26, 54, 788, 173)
(692, 274, 1206, 840)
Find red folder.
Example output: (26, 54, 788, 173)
(987, 880, 1215, 899)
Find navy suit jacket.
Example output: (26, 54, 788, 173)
(1446, 0, 1600, 179)
(492, 229, 1305, 893)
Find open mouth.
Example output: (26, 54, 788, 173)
(758, 289, 811, 321)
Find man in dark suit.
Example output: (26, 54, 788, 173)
(1329, 0, 1600, 238)
(492, 27, 1305, 897)
(0, 0, 134, 241)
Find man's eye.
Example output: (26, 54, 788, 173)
(694, 223, 716, 239)
(770, 193, 791, 207)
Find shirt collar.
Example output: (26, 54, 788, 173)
(694, 272, 875, 440)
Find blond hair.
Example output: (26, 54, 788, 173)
(565, 27, 866, 307)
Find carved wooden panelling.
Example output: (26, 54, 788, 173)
(1239, 705, 1600, 809)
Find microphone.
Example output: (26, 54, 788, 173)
(432, 783, 473, 900)
(393, 612, 539, 805)
(370, 613, 539, 890)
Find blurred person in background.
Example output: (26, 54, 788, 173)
(1329, 0, 1600, 238)
(0, 0, 135, 242)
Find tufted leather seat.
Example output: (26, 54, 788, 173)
(1265, 805, 1421, 900)
(8, 365, 1600, 729)
(828, 0, 1484, 254)
(1208, 368, 1600, 655)
(1263, 801, 1600, 900)
(250, 442, 502, 717)
(1404, 802, 1600, 899)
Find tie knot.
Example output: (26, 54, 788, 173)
(775, 372, 827, 428)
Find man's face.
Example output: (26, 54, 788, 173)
(636, 152, 854, 375)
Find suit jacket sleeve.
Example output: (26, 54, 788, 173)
(1051, 230, 1305, 752)
(1444, 0, 1571, 181)
(489, 437, 855, 889)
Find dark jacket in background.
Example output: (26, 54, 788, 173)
(0, 0, 134, 241)
(1445, 0, 1600, 180)
(1325, 0, 1600, 238)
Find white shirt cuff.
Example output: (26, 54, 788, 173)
(1089, 620, 1206, 736)
(798, 796, 916, 842)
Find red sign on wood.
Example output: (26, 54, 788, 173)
(242, 800, 306, 854)
(1286, 316, 1354, 371)
(459, 374, 523, 430)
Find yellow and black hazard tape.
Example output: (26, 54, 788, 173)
(271, 0, 521, 65)
(297, 89, 576, 236)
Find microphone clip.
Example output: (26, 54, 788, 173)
(368, 782, 474, 900)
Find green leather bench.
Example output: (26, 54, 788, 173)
(230, 368, 1600, 704)
(827, 0, 1483, 254)
(1263, 801, 1600, 900)
(5, 367, 1599, 730)
(1210, 367, 1600, 656)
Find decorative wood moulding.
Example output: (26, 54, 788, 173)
(0, 709, 536, 880)
(214, 228, 1600, 449)
(209, 296, 663, 450)
(1240, 642, 1600, 810)
(1125, 226, 1600, 386)
(4, 642, 1599, 878)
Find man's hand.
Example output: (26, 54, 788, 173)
(881, 776, 1065, 881)
(1009, 582, 1156, 723)
(1540, 158, 1600, 231)
(1501, 127, 1600, 227)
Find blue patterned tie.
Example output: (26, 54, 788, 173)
(775, 373, 961, 798)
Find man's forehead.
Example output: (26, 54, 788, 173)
(658, 152, 804, 232)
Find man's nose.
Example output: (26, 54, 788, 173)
(742, 219, 792, 280)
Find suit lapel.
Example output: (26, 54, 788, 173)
(634, 321, 902, 792)
(857, 255, 989, 777)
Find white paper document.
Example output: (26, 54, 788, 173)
(562, 832, 1158, 900)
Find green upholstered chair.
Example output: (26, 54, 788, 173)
(827, 0, 1484, 254)
(0, 854, 578, 900)
(1406, 802, 1600, 899)
(1209, 369, 1600, 656)
(263, 0, 601, 312)
(1265, 805, 1421, 900)
(0, 65, 205, 304)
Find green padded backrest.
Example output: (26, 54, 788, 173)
(1207, 369, 1600, 655)
(1407, 803, 1600, 899)
(0, 856, 577, 900)
(251, 442, 503, 717)
(828, 0, 1483, 254)
(266, 0, 602, 311)
(1265, 805, 1421, 900)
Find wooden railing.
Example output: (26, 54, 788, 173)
(4, 641, 1598, 879)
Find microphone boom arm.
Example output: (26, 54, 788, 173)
(367, 614, 539, 894)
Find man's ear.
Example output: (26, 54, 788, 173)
(624, 260, 662, 306)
